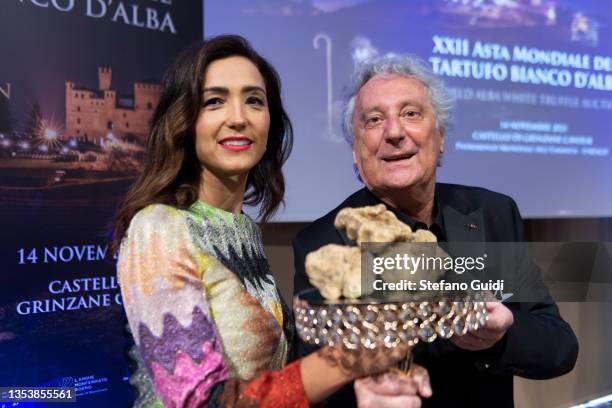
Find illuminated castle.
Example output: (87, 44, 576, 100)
(64, 67, 161, 144)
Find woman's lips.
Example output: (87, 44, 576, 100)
(219, 136, 253, 151)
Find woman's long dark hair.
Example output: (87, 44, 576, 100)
(110, 35, 293, 254)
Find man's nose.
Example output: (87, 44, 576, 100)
(384, 116, 405, 145)
(227, 101, 247, 130)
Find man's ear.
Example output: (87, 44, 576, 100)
(352, 147, 357, 164)
(439, 130, 445, 154)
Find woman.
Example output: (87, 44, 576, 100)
(111, 35, 429, 407)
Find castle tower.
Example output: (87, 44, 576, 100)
(98, 67, 112, 91)
(64, 81, 75, 140)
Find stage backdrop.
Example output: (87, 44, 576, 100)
(205, 0, 612, 220)
(0, 1, 201, 406)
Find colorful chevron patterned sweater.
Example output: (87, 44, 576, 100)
(117, 202, 308, 407)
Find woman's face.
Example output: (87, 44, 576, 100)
(195, 56, 270, 178)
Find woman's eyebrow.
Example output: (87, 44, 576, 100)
(242, 85, 266, 94)
(203, 85, 266, 95)
(202, 86, 228, 94)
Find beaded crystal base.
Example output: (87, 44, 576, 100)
(294, 290, 489, 351)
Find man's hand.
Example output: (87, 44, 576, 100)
(355, 365, 431, 408)
(451, 301, 514, 351)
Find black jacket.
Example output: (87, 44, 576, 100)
(292, 184, 578, 407)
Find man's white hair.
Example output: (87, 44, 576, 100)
(342, 54, 454, 144)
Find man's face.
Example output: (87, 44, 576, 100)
(351, 74, 444, 194)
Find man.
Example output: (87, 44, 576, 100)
(292, 55, 578, 407)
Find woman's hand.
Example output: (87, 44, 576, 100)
(355, 365, 432, 408)
(300, 344, 411, 404)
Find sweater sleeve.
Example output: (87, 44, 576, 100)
(117, 205, 309, 408)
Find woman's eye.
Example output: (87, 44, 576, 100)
(203, 97, 223, 107)
(247, 96, 265, 106)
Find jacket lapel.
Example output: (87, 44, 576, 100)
(443, 205, 485, 242)
(441, 191, 487, 281)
